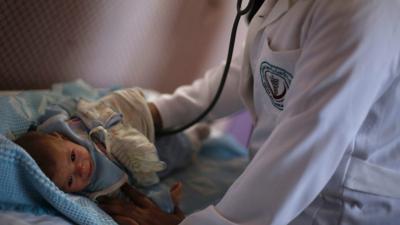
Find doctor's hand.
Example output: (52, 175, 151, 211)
(148, 102, 163, 131)
(99, 183, 185, 225)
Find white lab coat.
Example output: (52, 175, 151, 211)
(153, 0, 400, 224)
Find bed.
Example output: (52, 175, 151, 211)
(0, 80, 249, 225)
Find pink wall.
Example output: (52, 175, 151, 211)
(0, 0, 248, 93)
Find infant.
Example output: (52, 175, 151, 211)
(15, 126, 207, 194)
(14, 88, 209, 210)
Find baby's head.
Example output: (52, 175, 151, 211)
(15, 131, 93, 193)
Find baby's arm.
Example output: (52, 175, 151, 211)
(108, 123, 166, 186)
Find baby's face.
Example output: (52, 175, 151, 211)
(49, 134, 94, 193)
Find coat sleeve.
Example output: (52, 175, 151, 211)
(181, 1, 400, 224)
(152, 50, 246, 129)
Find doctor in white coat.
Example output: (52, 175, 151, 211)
(100, 0, 400, 224)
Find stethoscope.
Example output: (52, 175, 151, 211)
(159, 0, 256, 136)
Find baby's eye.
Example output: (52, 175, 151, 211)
(68, 176, 73, 187)
(70, 151, 76, 162)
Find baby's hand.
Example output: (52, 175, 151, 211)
(170, 182, 182, 207)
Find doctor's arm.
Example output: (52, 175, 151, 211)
(150, 50, 245, 130)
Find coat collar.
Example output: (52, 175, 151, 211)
(257, 0, 291, 28)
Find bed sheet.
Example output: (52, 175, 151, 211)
(0, 80, 249, 224)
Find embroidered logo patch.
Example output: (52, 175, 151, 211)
(260, 61, 293, 110)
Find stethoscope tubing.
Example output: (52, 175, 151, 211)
(158, 0, 255, 136)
